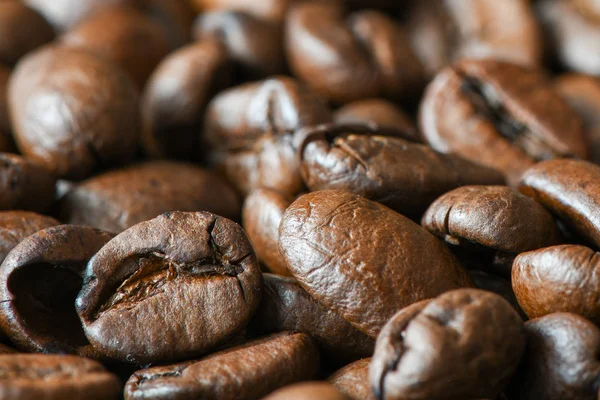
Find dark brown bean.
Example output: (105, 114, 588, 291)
(76, 211, 262, 364)
(23, 0, 128, 31)
(469, 269, 527, 319)
(124, 332, 319, 400)
(0, 211, 58, 264)
(189, 0, 289, 23)
(0, 66, 14, 153)
(279, 190, 472, 338)
(329, 359, 375, 400)
(262, 382, 349, 400)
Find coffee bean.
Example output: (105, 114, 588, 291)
(204, 76, 332, 196)
(554, 74, 600, 164)
(469, 269, 527, 319)
(0, 153, 56, 213)
(507, 312, 600, 400)
(59, 161, 240, 233)
(137, 0, 195, 50)
(300, 125, 505, 218)
(329, 359, 374, 400)
(0, 66, 14, 153)
(262, 382, 349, 400)
(60, 5, 170, 89)
(513, 245, 600, 323)
(370, 289, 525, 400)
(333, 99, 419, 142)
(285, 1, 423, 103)
(193, 10, 285, 79)
(0, 343, 15, 354)
(0, 354, 121, 400)
(422, 185, 560, 275)
(279, 190, 472, 338)
(242, 189, 293, 276)
(419, 59, 587, 186)
(249, 274, 374, 361)
(189, 0, 289, 23)
(408, 0, 542, 76)
(76, 211, 262, 363)
(0, 211, 58, 264)
(8, 45, 140, 180)
(124, 332, 319, 400)
(0, 1, 54, 66)
(141, 39, 232, 160)
(0, 225, 112, 356)
(537, 0, 600, 75)
(520, 159, 600, 248)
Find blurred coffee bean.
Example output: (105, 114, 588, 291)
(422, 186, 560, 275)
(333, 99, 419, 142)
(249, 274, 374, 361)
(194, 10, 285, 79)
(554, 74, 600, 164)
(508, 312, 600, 400)
(279, 190, 472, 338)
(0, 343, 15, 353)
(8, 46, 139, 180)
(0, 211, 58, 264)
(370, 289, 525, 400)
(0, 1, 54, 66)
(329, 359, 375, 400)
(124, 332, 319, 400)
(141, 39, 232, 160)
(59, 161, 240, 233)
(0, 225, 112, 356)
(263, 382, 349, 400)
(60, 5, 170, 89)
(300, 125, 505, 218)
(0, 153, 56, 213)
(204, 76, 332, 196)
(520, 159, 600, 248)
(242, 189, 293, 275)
(0, 66, 14, 153)
(419, 59, 587, 186)
(137, 0, 195, 50)
(408, 0, 542, 76)
(76, 212, 262, 364)
(285, 1, 423, 104)
(0, 354, 121, 400)
(189, 0, 289, 22)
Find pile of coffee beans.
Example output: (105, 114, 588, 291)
(1, 0, 600, 399)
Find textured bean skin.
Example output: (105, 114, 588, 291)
(370, 289, 525, 400)
(279, 190, 473, 338)
(513, 245, 600, 323)
(508, 313, 600, 400)
(0, 211, 58, 264)
(520, 159, 600, 248)
(262, 382, 350, 400)
(76, 212, 263, 364)
(329, 359, 375, 400)
(124, 332, 319, 400)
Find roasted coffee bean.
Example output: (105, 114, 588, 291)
(279, 190, 472, 338)
(124, 332, 319, 400)
(422, 186, 560, 275)
(370, 289, 525, 400)
(0, 225, 112, 356)
(0, 343, 14, 354)
(0, 2, 54, 66)
(193, 10, 285, 79)
(329, 359, 375, 400)
(141, 39, 231, 160)
(554, 74, 600, 164)
(333, 99, 419, 142)
(300, 125, 505, 218)
(0, 211, 58, 264)
(242, 189, 293, 276)
(76, 211, 262, 363)
(262, 382, 349, 400)
(537, 0, 600, 75)
(8, 46, 139, 180)
(0, 66, 14, 153)
(285, 1, 423, 104)
(520, 159, 600, 248)
(204, 76, 332, 196)
(0, 153, 56, 213)
(136, 0, 195, 50)
(512, 245, 600, 324)
(61, 5, 170, 89)
(0, 354, 121, 400)
(189, 0, 289, 22)
(59, 161, 240, 233)
(408, 0, 542, 76)
(469, 269, 526, 319)
(507, 312, 600, 400)
(249, 274, 374, 360)
(419, 59, 587, 186)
